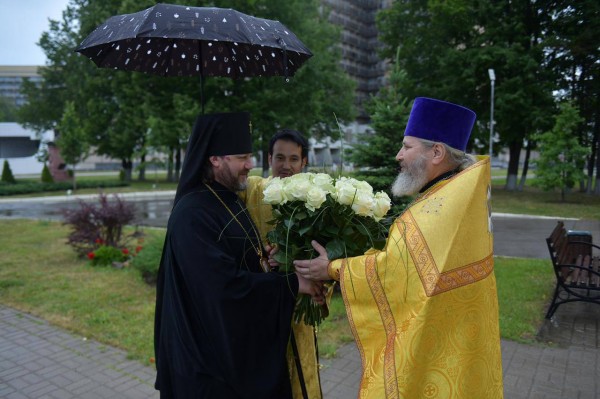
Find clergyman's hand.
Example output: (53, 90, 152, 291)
(265, 244, 280, 270)
(296, 274, 326, 305)
(293, 240, 330, 281)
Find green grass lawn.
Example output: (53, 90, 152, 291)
(491, 184, 600, 219)
(494, 256, 554, 342)
(0, 218, 558, 362)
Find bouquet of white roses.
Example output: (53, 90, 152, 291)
(263, 172, 391, 326)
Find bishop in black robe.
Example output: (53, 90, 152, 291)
(154, 112, 299, 398)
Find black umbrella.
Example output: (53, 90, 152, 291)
(75, 3, 313, 110)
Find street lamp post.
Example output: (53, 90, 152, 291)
(488, 69, 496, 158)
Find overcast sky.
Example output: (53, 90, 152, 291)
(0, 0, 71, 66)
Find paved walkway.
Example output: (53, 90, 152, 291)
(0, 305, 158, 399)
(319, 301, 600, 399)
(2, 301, 599, 398)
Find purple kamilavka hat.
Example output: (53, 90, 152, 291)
(404, 97, 476, 152)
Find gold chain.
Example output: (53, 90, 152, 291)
(204, 183, 270, 272)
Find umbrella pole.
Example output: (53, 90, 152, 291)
(276, 38, 290, 82)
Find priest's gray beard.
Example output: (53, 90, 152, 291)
(391, 154, 429, 197)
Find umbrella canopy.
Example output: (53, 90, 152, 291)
(74, 3, 313, 79)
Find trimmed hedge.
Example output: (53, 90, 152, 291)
(1, 160, 17, 184)
(41, 164, 54, 183)
(0, 180, 129, 196)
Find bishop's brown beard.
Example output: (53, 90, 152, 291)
(391, 154, 429, 197)
(215, 162, 248, 192)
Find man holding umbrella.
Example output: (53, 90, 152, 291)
(154, 112, 324, 398)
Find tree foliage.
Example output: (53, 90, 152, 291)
(1, 160, 17, 184)
(56, 101, 90, 190)
(41, 164, 54, 183)
(543, 0, 600, 194)
(533, 102, 589, 201)
(376, 1, 558, 190)
(0, 97, 17, 122)
(348, 50, 411, 210)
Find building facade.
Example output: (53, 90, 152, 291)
(0, 122, 52, 176)
(308, 0, 391, 168)
(0, 66, 42, 107)
(322, 0, 390, 122)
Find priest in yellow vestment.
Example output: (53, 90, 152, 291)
(239, 129, 327, 399)
(294, 97, 504, 398)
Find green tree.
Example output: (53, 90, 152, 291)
(0, 97, 17, 121)
(19, 0, 160, 183)
(348, 50, 411, 210)
(146, 93, 200, 182)
(1, 160, 17, 184)
(376, 0, 555, 190)
(543, 0, 600, 194)
(533, 102, 589, 201)
(56, 101, 90, 190)
(41, 163, 54, 183)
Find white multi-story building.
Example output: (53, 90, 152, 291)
(0, 65, 42, 107)
(0, 122, 52, 175)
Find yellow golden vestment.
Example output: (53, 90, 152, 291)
(329, 157, 503, 398)
(240, 176, 324, 399)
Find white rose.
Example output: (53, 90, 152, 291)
(284, 173, 312, 202)
(263, 177, 286, 205)
(351, 190, 375, 217)
(342, 177, 358, 187)
(311, 173, 335, 194)
(373, 191, 391, 220)
(305, 186, 328, 211)
(354, 180, 374, 194)
(334, 178, 357, 206)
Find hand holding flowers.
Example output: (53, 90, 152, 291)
(293, 240, 331, 281)
(264, 172, 391, 326)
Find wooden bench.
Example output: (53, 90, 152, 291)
(545, 221, 600, 319)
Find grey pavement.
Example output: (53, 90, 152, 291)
(0, 305, 159, 399)
(2, 302, 599, 399)
(0, 191, 176, 230)
(319, 301, 600, 399)
(1, 194, 599, 398)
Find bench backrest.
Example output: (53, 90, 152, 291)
(566, 230, 592, 258)
(547, 222, 592, 263)
(547, 222, 577, 280)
